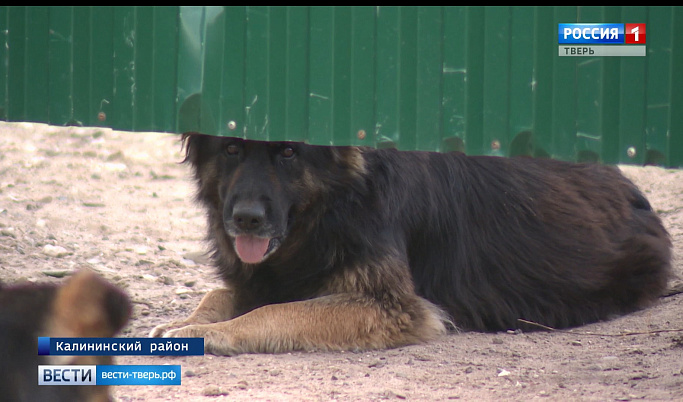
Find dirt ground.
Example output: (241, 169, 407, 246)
(1, 121, 682, 401)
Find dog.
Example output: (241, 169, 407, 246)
(151, 132, 671, 356)
(0, 271, 131, 402)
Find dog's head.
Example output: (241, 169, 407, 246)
(182, 133, 367, 265)
(0, 270, 131, 402)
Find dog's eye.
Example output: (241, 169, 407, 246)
(225, 144, 240, 156)
(281, 146, 295, 159)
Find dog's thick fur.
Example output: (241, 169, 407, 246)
(151, 133, 671, 355)
(0, 271, 131, 402)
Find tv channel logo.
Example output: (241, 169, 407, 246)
(558, 23, 646, 44)
(625, 23, 646, 44)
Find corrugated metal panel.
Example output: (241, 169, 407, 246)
(1, 6, 682, 167)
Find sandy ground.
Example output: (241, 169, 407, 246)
(1, 121, 682, 401)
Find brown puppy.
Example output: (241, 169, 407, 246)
(0, 271, 131, 401)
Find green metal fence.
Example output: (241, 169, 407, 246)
(1, 6, 682, 167)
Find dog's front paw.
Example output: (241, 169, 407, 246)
(164, 323, 240, 356)
(149, 321, 193, 338)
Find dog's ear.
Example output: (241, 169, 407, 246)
(181, 132, 203, 165)
(49, 270, 131, 338)
(181, 132, 228, 171)
(332, 147, 367, 177)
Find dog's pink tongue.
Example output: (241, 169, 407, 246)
(235, 235, 270, 264)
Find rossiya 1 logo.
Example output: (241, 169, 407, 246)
(558, 23, 646, 57)
(558, 23, 646, 44)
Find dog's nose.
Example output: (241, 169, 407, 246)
(232, 202, 266, 232)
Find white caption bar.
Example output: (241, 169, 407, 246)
(559, 45, 646, 57)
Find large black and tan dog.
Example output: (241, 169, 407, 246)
(151, 133, 671, 355)
(0, 271, 131, 401)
